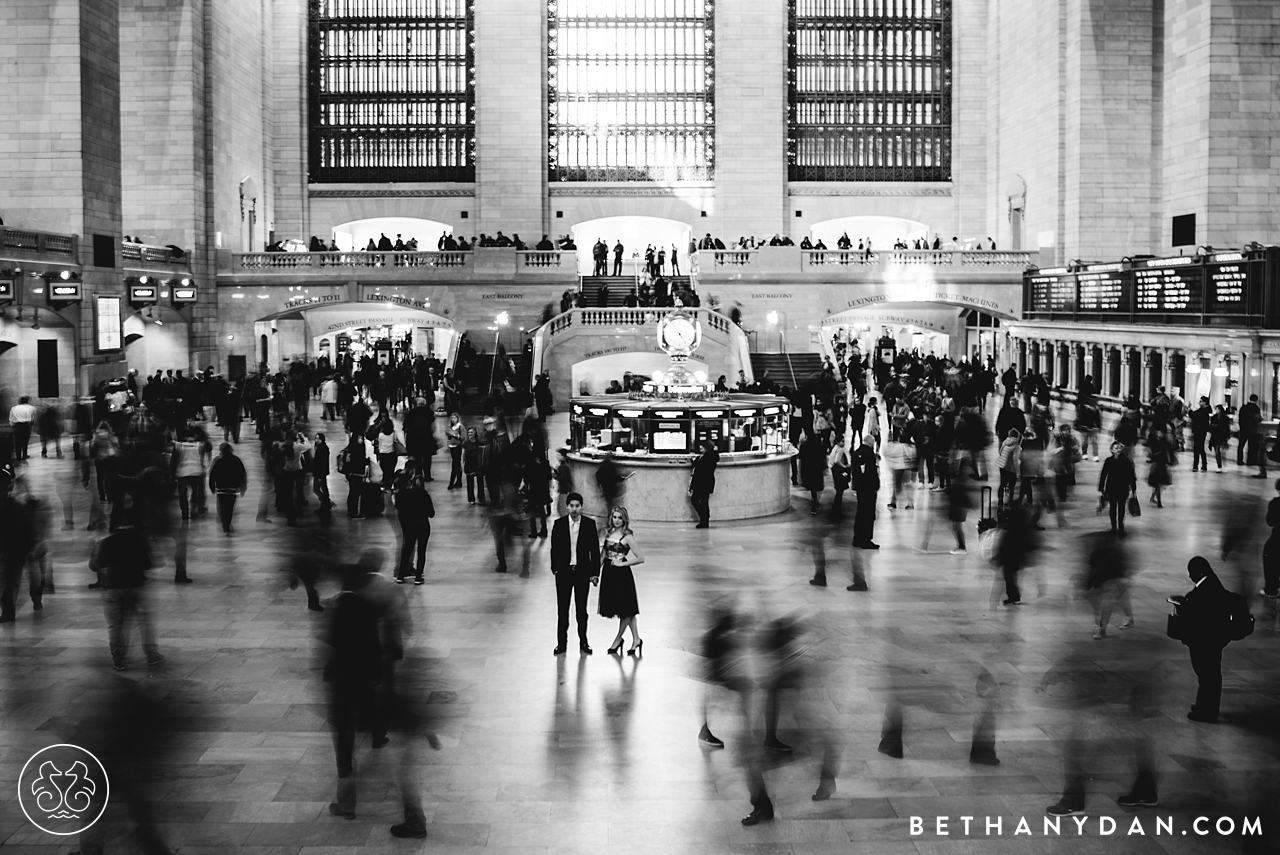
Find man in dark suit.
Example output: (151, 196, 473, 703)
(689, 440, 719, 529)
(550, 493, 600, 655)
(1172, 556, 1234, 722)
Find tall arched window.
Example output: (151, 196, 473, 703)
(308, 0, 476, 183)
(548, 0, 715, 182)
(788, 0, 951, 181)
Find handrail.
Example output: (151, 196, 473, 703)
(233, 250, 471, 270)
(515, 249, 567, 269)
(2, 227, 79, 261)
(800, 249, 1035, 269)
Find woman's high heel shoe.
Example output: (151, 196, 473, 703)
(628, 640, 644, 657)
(607, 643, 623, 655)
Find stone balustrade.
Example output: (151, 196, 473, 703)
(234, 250, 471, 270)
(546, 307, 734, 338)
(2, 227, 79, 261)
(122, 241, 189, 267)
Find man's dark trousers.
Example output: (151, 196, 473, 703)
(555, 566, 591, 649)
(853, 490, 876, 544)
(1189, 644, 1223, 719)
(690, 491, 710, 526)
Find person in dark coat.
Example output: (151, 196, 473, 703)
(798, 431, 826, 515)
(1170, 556, 1234, 722)
(402, 398, 437, 479)
(550, 493, 600, 654)
(1098, 440, 1137, 534)
(688, 440, 719, 528)
(850, 442, 879, 552)
(392, 459, 435, 584)
(1237, 394, 1263, 472)
(1188, 395, 1211, 472)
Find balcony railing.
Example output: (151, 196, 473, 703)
(122, 241, 189, 267)
(516, 250, 571, 270)
(234, 250, 471, 271)
(547, 307, 731, 338)
(2, 227, 79, 261)
(799, 249, 1034, 270)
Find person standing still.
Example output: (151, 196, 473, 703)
(9, 396, 36, 462)
(207, 443, 247, 535)
(1237, 394, 1265, 477)
(1188, 396, 1211, 472)
(689, 439, 719, 528)
(550, 493, 600, 655)
(1171, 557, 1234, 722)
(1098, 441, 1137, 534)
(851, 441, 880, 550)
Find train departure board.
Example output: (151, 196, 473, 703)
(1022, 247, 1276, 327)
(1134, 259, 1202, 313)
(1076, 267, 1128, 313)
(1205, 254, 1252, 314)
(1027, 269, 1075, 313)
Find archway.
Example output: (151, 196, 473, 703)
(810, 215, 929, 251)
(251, 301, 456, 373)
(124, 305, 190, 379)
(331, 217, 453, 252)
(571, 216, 692, 276)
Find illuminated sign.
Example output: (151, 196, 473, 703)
(96, 295, 122, 351)
(0, 280, 13, 303)
(129, 285, 158, 303)
(172, 286, 198, 303)
(49, 282, 83, 302)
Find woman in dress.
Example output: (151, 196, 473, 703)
(599, 506, 646, 656)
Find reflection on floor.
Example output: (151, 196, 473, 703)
(1, 411, 1279, 854)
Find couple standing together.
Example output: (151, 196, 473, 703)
(551, 493, 645, 656)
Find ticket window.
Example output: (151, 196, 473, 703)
(695, 420, 726, 453)
(611, 417, 645, 452)
(650, 422, 691, 454)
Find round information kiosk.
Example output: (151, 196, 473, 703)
(564, 309, 795, 522)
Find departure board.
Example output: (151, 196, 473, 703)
(1205, 255, 1250, 313)
(1027, 270, 1075, 313)
(1134, 260, 1202, 313)
(1076, 268, 1129, 313)
(1023, 249, 1273, 326)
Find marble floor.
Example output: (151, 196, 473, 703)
(2, 411, 1279, 855)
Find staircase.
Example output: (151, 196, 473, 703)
(750, 352, 825, 391)
(580, 276, 638, 307)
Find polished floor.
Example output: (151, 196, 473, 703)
(1, 409, 1279, 855)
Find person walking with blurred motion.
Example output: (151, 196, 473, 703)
(488, 449, 531, 576)
(1263, 479, 1280, 602)
(392, 459, 434, 585)
(340, 432, 372, 519)
(1082, 531, 1134, 639)
(445, 413, 464, 489)
(1189, 396, 1211, 472)
(996, 428, 1022, 510)
(90, 420, 120, 507)
(1098, 440, 1137, 534)
(38, 403, 63, 458)
(1049, 422, 1080, 526)
(311, 432, 332, 511)
(462, 426, 484, 504)
(884, 434, 914, 510)
(698, 604, 744, 748)
(172, 427, 212, 520)
(89, 509, 163, 669)
(1147, 425, 1174, 508)
(599, 506, 645, 656)
(862, 397, 882, 451)
(827, 433, 851, 520)
(278, 429, 312, 526)
(208, 442, 247, 535)
(689, 439, 719, 528)
(1209, 404, 1231, 471)
(0, 467, 33, 623)
(550, 492, 600, 655)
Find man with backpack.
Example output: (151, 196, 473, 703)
(1170, 556, 1251, 722)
